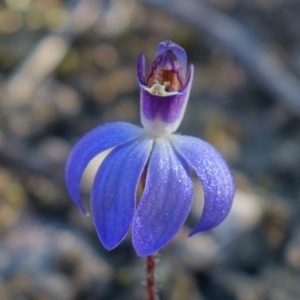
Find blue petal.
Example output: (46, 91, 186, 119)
(132, 138, 193, 257)
(65, 122, 145, 213)
(91, 136, 153, 250)
(171, 135, 235, 235)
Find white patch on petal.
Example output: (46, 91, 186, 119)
(141, 117, 180, 136)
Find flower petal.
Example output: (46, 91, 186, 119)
(133, 138, 193, 257)
(91, 136, 153, 250)
(137, 53, 146, 86)
(156, 40, 187, 79)
(171, 135, 235, 235)
(65, 122, 145, 213)
(140, 65, 194, 136)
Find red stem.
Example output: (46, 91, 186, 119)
(146, 254, 156, 300)
(142, 170, 156, 300)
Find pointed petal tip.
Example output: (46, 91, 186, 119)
(65, 161, 87, 214)
(133, 234, 166, 257)
(101, 239, 121, 251)
(97, 229, 125, 251)
(138, 53, 145, 62)
(78, 204, 87, 214)
(188, 225, 212, 237)
(188, 63, 194, 76)
(66, 189, 87, 214)
(171, 135, 235, 237)
(135, 247, 156, 257)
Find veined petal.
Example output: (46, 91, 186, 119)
(65, 122, 145, 213)
(156, 40, 187, 80)
(133, 138, 193, 257)
(171, 135, 235, 235)
(91, 136, 153, 250)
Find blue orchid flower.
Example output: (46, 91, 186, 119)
(65, 41, 235, 257)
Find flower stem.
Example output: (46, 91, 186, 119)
(146, 254, 156, 300)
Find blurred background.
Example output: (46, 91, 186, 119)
(1, 0, 300, 299)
